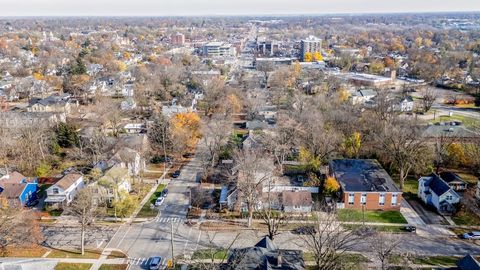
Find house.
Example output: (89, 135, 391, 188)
(44, 173, 85, 208)
(418, 174, 460, 214)
(227, 236, 305, 270)
(242, 131, 261, 150)
(350, 89, 377, 105)
(439, 172, 468, 191)
(456, 254, 480, 270)
(90, 168, 131, 204)
(120, 98, 137, 111)
(393, 96, 414, 112)
(0, 172, 38, 207)
(107, 147, 144, 176)
(27, 94, 74, 114)
(281, 190, 312, 213)
(329, 159, 402, 211)
(123, 123, 147, 134)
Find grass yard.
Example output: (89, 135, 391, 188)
(98, 265, 129, 270)
(1, 246, 47, 257)
(47, 249, 101, 259)
(191, 249, 229, 260)
(55, 263, 92, 270)
(107, 250, 127, 259)
(438, 114, 479, 128)
(411, 255, 461, 266)
(136, 184, 165, 218)
(452, 209, 480, 226)
(338, 209, 407, 224)
(342, 224, 407, 233)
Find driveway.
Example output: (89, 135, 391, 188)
(408, 199, 447, 225)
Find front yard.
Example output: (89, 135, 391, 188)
(55, 263, 92, 270)
(47, 249, 102, 259)
(136, 184, 166, 218)
(338, 209, 407, 224)
(452, 209, 480, 226)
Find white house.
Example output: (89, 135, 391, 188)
(107, 147, 144, 176)
(90, 168, 131, 204)
(393, 96, 414, 112)
(351, 89, 377, 105)
(281, 190, 313, 213)
(418, 174, 460, 214)
(45, 173, 85, 208)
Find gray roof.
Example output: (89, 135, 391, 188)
(425, 174, 452, 196)
(330, 159, 400, 192)
(439, 172, 466, 185)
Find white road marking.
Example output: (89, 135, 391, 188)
(182, 224, 194, 254)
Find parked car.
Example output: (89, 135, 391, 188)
(161, 189, 169, 197)
(149, 256, 163, 270)
(462, 231, 480, 240)
(291, 226, 316, 235)
(172, 170, 181, 178)
(404, 225, 416, 233)
(183, 153, 194, 158)
(155, 197, 165, 207)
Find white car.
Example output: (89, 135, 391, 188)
(154, 197, 164, 207)
(462, 231, 480, 240)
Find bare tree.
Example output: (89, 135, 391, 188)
(187, 231, 241, 270)
(67, 188, 104, 255)
(433, 131, 457, 173)
(258, 184, 288, 240)
(0, 207, 43, 256)
(300, 210, 362, 270)
(234, 148, 274, 227)
(370, 233, 402, 270)
(201, 115, 232, 169)
(420, 87, 437, 113)
(262, 115, 297, 174)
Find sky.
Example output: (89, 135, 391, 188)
(1, 0, 480, 16)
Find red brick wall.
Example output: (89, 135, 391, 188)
(342, 192, 402, 211)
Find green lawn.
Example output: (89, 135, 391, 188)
(98, 265, 128, 270)
(342, 224, 406, 233)
(47, 249, 101, 259)
(338, 209, 407, 224)
(191, 249, 229, 260)
(55, 263, 92, 270)
(438, 114, 480, 128)
(136, 184, 165, 218)
(411, 256, 461, 266)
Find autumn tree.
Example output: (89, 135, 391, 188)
(171, 112, 201, 153)
(370, 233, 402, 270)
(324, 176, 340, 195)
(313, 51, 323, 62)
(99, 167, 129, 221)
(0, 207, 43, 256)
(304, 52, 313, 62)
(420, 87, 437, 113)
(66, 188, 104, 255)
(342, 132, 361, 158)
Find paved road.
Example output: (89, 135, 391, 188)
(106, 151, 203, 269)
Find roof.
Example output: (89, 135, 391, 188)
(282, 191, 312, 207)
(425, 174, 453, 196)
(0, 183, 26, 199)
(55, 173, 82, 190)
(457, 254, 480, 270)
(227, 236, 305, 270)
(330, 159, 400, 192)
(439, 172, 465, 184)
(0, 171, 28, 184)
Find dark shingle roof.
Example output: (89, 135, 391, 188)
(428, 174, 451, 196)
(439, 172, 465, 184)
(330, 159, 400, 192)
(457, 254, 480, 270)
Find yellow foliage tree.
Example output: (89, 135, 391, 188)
(226, 94, 242, 114)
(312, 51, 323, 62)
(292, 61, 302, 79)
(304, 52, 312, 62)
(369, 61, 385, 75)
(171, 112, 201, 150)
(447, 143, 468, 167)
(123, 51, 131, 60)
(343, 132, 361, 158)
(117, 61, 127, 72)
(338, 89, 350, 102)
(324, 176, 340, 195)
(32, 72, 44, 80)
(299, 147, 321, 172)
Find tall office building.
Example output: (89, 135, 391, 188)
(301, 35, 322, 61)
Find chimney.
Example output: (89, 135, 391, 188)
(277, 255, 283, 267)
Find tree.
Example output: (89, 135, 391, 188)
(54, 122, 79, 148)
(201, 115, 232, 169)
(376, 120, 427, 190)
(420, 87, 437, 112)
(370, 233, 402, 270)
(342, 132, 361, 158)
(99, 168, 128, 221)
(300, 210, 362, 270)
(259, 181, 289, 240)
(313, 51, 323, 62)
(234, 148, 274, 227)
(433, 131, 457, 173)
(0, 207, 43, 256)
(67, 188, 104, 255)
(171, 112, 201, 153)
(112, 191, 136, 221)
(324, 176, 340, 195)
(304, 52, 313, 62)
(369, 61, 386, 75)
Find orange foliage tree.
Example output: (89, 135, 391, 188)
(171, 112, 201, 151)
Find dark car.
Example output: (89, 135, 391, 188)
(182, 153, 194, 158)
(404, 225, 416, 233)
(161, 189, 169, 197)
(172, 170, 181, 178)
(292, 226, 316, 235)
(149, 256, 163, 270)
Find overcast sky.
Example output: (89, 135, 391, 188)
(1, 0, 479, 16)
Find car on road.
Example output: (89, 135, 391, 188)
(161, 189, 169, 197)
(291, 225, 316, 235)
(154, 197, 165, 207)
(149, 256, 163, 270)
(462, 231, 480, 240)
(172, 170, 181, 178)
(403, 225, 416, 233)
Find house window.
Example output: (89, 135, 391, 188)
(379, 193, 385, 206)
(392, 194, 398, 206)
(360, 193, 367, 205)
(53, 188, 59, 194)
(446, 195, 453, 201)
(348, 193, 355, 205)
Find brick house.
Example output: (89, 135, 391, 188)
(329, 159, 402, 211)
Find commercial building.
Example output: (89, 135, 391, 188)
(171, 32, 185, 46)
(202, 42, 236, 57)
(300, 35, 322, 61)
(329, 159, 402, 211)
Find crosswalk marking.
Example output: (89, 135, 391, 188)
(128, 257, 151, 265)
(155, 217, 185, 223)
